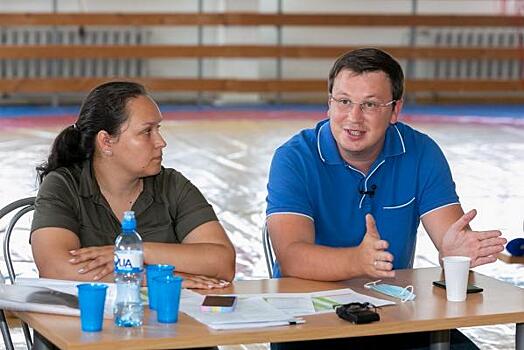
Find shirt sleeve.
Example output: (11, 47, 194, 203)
(417, 137, 460, 217)
(266, 145, 313, 218)
(166, 170, 218, 242)
(31, 171, 80, 237)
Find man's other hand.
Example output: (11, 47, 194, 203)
(441, 209, 507, 267)
(357, 214, 395, 278)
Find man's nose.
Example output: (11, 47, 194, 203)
(346, 102, 365, 121)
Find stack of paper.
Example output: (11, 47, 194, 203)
(251, 288, 395, 317)
(178, 288, 394, 330)
(179, 290, 303, 330)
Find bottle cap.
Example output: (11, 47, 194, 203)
(122, 211, 136, 231)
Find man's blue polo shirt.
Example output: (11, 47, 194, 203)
(266, 119, 459, 277)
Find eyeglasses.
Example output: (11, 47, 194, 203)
(329, 95, 396, 115)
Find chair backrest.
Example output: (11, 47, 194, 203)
(0, 197, 36, 350)
(1, 197, 36, 284)
(262, 223, 275, 278)
(0, 307, 15, 350)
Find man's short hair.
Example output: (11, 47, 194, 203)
(328, 48, 404, 101)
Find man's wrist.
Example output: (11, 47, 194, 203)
(345, 246, 364, 278)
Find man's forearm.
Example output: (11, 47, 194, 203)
(278, 242, 363, 281)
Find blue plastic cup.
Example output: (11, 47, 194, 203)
(146, 264, 174, 310)
(154, 275, 183, 323)
(77, 283, 108, 332)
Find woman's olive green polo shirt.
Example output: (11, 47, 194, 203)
(31, 160, 218, 247)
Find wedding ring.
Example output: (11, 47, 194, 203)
(373, 260, 378, 267)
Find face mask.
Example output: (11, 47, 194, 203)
(364, 280, 416, 302)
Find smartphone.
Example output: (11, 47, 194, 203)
(200, 295, 237, 312)
(432, 280, 483, 293)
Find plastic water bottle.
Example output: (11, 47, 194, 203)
(114, 211, 144, 327)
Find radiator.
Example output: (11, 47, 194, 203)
(0, 27, 148, 79)
(416, 28, 524, 80)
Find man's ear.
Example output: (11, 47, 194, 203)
(96, 130, 114, 156)
(327, 95, 334, 117)
(390, 99, 403, 124)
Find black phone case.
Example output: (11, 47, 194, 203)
(432, 280, 483, 293)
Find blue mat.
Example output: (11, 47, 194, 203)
(0, 104, 522, 121)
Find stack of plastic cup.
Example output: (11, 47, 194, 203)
(146, 264, 174, 310)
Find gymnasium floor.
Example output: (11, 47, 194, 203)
(0, 104, 523, 349)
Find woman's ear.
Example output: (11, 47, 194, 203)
(96, 130, 113, 156)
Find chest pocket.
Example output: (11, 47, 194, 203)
(378, 196, 418, 269)
(383, 197, 415, 210)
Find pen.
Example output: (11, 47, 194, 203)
(287, 318, 305, 325)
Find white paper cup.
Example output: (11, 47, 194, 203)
(443, 256, 471, 302)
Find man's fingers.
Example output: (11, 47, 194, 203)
(479, 236, 507, 249)
(476, 230, 505, 241)
(471, 255, 497, 268)
(374, 260, 394, 271)
(375, 251, 394, 263)
(373, 239, 390, 251)
(449, 209, 477, 232)
(365, 214, 381, 239)
(476, 230, 503, 237)
(375, 269, 396, 279)
(478, 245, 505, 257)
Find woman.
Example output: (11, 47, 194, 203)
(31, 81, 236, 289)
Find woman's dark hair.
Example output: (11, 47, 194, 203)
(36, 81, 147, 183)
(327, 47, 404, 101)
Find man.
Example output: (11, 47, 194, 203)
(265, 48, 506, 349)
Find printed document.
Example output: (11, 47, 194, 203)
(237, 288, 395, 317)
(180, 290, 302, 330)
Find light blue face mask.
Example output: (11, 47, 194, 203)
(364, 280, 416, 302)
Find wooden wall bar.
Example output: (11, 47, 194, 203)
(1, 77, 522, 94)
(0, 12, 522, 97)
(1, 45, 523, 60)
(1, 13, 523, 27)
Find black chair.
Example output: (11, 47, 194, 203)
(1, 197, 36, 350)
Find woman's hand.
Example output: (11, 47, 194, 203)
(175, 271, 231, 290)
(69, 246, 115, 280)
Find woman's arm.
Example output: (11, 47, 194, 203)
(31, 227, 114, 282)
(143, 221, 236, 281)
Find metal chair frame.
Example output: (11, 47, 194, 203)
(1, 197, 36, 350)
(262, 222, 275, 278)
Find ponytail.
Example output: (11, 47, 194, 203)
(36, 124, 89, 183)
